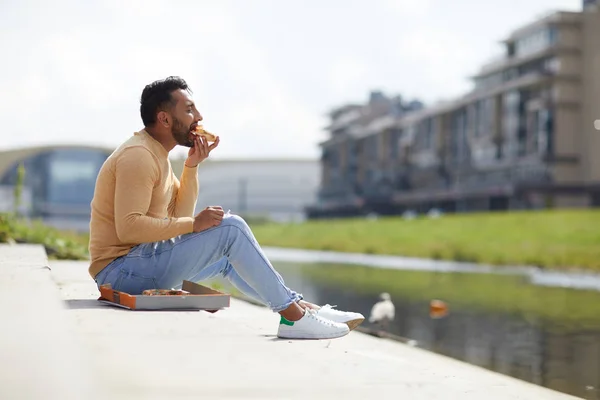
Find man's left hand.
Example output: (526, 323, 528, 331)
(185, 135, 220, 168)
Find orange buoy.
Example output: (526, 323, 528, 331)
(429, 299, 449, 319)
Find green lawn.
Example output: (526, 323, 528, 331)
(0, 213, 89, 260)
(4, 209, 600, 272)
(251, 209, 600, 272)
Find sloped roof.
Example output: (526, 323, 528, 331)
(0, 144, 114, 178)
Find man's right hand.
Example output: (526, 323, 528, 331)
(193, 206, 225, 232)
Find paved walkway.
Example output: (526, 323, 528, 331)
(0, 245, 583, 399)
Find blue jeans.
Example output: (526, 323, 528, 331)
(94, 214, 303, 312)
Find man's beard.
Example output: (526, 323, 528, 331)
(171, 117, 194, 147)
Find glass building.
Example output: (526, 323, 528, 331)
(0, 146, 112, 231)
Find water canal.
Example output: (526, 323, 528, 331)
(260, 248, 600, 400)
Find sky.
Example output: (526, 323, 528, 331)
(0, 0, 582, 160)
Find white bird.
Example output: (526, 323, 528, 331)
(369, 292, 395, 331)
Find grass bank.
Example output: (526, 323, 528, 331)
(251, 209, 600, 272)
(0, 213, 89, 260)
(280, 262, 600, 329)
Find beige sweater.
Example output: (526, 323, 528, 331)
(88, 130, 198, 278)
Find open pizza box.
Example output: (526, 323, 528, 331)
(98, 280, 230, 311)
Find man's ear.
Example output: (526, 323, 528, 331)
(158, 111, 170, 128)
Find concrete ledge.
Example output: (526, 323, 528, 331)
(50, 259, 581, 400)
(0, 244, 102, 400)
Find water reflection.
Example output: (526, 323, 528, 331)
(275, 262, 600, 400)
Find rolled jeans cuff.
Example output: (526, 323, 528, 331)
(270, 292, 303, 313)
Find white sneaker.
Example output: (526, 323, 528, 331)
(315, 304, 365, 331)
(277, 309, 350, 340)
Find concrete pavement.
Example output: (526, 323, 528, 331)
(0, 244, 102, 400)
(0, 245, 583, 399)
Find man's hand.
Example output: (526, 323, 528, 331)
(193, 206, 225, 232)
(185, 134, 220, 168)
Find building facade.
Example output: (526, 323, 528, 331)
(171, 158, 319, 223)
(0, 145, 113, 231)
(307, 5, 600, 218)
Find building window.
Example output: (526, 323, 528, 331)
(515, 27, 556, 58)
(544, 108, 554, 155)
(503, 90, 521, 158)
(544, 57, 560, 74)
(388, 129, 400, 162)
(413, 119, 436, 151)
(474, 100, 492, 138)
(475, 72, 504, 90)
(518, 56, 559, 78)
(366, 136, 377, 161)
(46, 149, 107, 206)
(548, 26, 558, 45)
(451, 109, 469, 164)
(425, 118, 435, 149)
(0, 148, 109, 217)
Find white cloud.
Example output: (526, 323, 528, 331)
(385, 0, 432, 16)
(396, 28, 478, 100)
(1, 0, 324, 159)
(0, 0, 584, 158)
(329, 58, 369, 96)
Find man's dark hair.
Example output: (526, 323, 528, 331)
(140, 76, 192, 126)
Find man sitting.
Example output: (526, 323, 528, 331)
(88, 76, 364, 339)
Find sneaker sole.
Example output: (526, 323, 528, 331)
(277, 329, 350, 340)
(345, 318, 365, 331)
